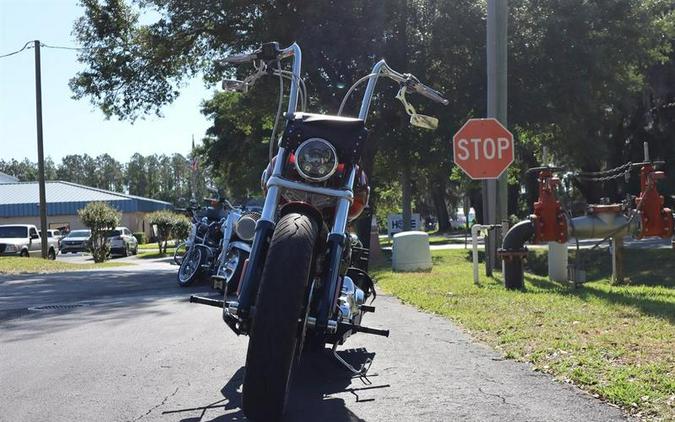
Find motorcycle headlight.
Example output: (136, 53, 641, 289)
(235, 213, 260, 241)
(294, 138, 338, 182)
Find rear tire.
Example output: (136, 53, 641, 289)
(242, 213, 318, 422)
(47, 248, 56, 260)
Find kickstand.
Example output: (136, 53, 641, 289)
(331, 342, 373, 381)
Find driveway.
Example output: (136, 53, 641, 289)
(0, 258, 627, 421)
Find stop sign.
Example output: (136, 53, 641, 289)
(452, 118, 514, 179)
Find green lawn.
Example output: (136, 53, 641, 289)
(136, 247, 177, 259)
(373, 248, 674, 420)
(379, 233, 468, 247)
(137, 242, 179, 250)
(0, 257, 131, 274)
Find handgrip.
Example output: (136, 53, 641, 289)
(221, 53, 256, 64)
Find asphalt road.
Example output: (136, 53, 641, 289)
(0, 258, 628, 421)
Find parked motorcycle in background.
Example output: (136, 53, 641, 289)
(192, 41, 448, 421)
(177, 190, 253, 291)
(211, 207, 259, 294)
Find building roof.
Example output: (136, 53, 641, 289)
(0, 172, 19, 183)
(0, 181, 173, 217)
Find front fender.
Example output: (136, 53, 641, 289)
(279, 201, 323, 230)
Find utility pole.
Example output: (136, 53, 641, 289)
(34, 40, 48, 259)
(485, 0, 509, 272)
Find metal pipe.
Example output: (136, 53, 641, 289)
(568, 214, 638, 239)
(500, 219, 535, 289)
(471, 224, 502, 285)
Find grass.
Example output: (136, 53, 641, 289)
(373, 248, 674, 420)
(379, 232, 468, 247)
(136, 247, 177, 259)
(137, 242, 179, 251)
(0, 257, 131, 274)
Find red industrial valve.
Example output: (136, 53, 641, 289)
(636, 164, 673, 239)
(530, 169, 568, 243)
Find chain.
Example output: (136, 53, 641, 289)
(574, 162, 632, 182)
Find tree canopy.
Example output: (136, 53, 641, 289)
(70, 0, 675, 224)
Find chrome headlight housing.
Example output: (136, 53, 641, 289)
(235, 213, 260, 241)
(294, 138, 338, 182)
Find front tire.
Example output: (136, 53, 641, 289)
(177, 247, 203, 287)
(242, 213, 319, 422)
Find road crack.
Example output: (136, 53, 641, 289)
(131, 386, 180, 421)
(478, 386, 508, 404)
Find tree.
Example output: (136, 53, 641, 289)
(70, 0, 675, 221)
(78, 201, 120, 262)
(148, 210, 192, 254)
(148, 210, 174, 254)
(126, 153, 147, 196)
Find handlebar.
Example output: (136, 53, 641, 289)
(410, 81, 449, 105)
(221, 52, 257, 64)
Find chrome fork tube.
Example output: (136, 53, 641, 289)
(260, 147, 287, 223)
(317, 166, 357, 330)
(331, 167, 357, 235)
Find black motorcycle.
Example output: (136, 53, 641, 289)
(190, 42, 446, 421)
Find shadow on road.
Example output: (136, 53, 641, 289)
(0, 268, 215, 338)
(162, 348, 389, 421)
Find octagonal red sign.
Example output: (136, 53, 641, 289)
(452, 118, 514, 180)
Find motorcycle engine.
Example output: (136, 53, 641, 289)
(337, 276, 365, 323)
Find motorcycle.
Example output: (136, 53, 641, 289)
(211, 207, 259, 294)
(189, 42, 447, 421)
(177, 190, 252, 291)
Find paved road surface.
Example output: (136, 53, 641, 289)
(0, 258, 627, 421)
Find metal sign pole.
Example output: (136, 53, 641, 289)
(487, 0, 508, 270)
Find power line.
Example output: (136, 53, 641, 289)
(0, 41, 95, 60)
(40, 43, 86, 51)
(0, 41, 34, 59)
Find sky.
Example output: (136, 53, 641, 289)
(0, 0, 215, 164)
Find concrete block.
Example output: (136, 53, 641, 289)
(392, 231, 432, 272)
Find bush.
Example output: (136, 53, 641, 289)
(78, 202, 120, 263)
(172, 215, 192, 243)
(133, 232, 146, 244)
(148, 210, 192, 255)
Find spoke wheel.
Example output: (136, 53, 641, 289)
(177, 247, 203, 286)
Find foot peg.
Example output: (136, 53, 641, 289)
(359, 304, 376, 313)
(337, 321, 389, 337)
(189, 295, 224, 308)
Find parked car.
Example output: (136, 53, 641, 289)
(40, 229, 64, 251)
(106, 227, 138, 257)
(0, 224, 58, 259)
(60, 229, 92, 254)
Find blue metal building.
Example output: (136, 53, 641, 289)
(0, 180, 173, 236)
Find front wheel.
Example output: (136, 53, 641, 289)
(242, 213, 319, 422)
(220, 247, 249, 295)
(177, 246, 203, 287)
